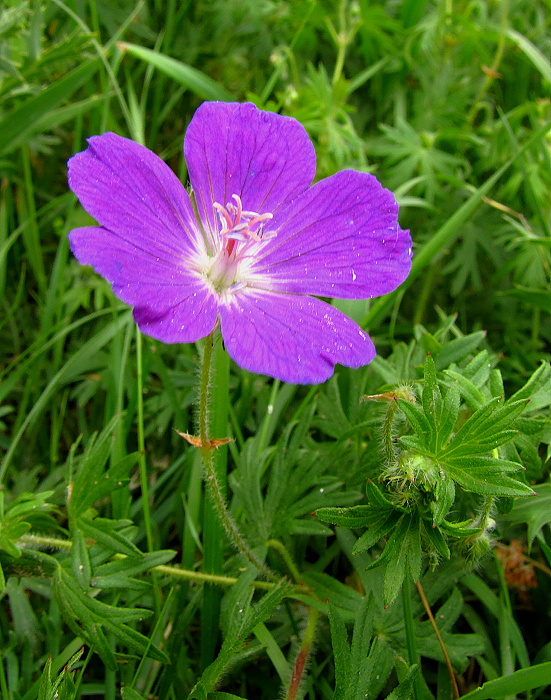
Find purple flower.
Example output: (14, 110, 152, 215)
(68, 102, 411, 384)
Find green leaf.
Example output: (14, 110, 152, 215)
(507, 29, 551, 83)
(348, 595, 377, 699)
(433, 331, 487, 370)
(301, 571, 363, 621)
(121, 689, 147, 700)
(119, 43, 233, 101)
(386, 664, 420, 700)
(365, 479, 398, 508)
(381, 514, 421, 605)
(421, 355, 439, 438)
(459, 661, 551, 700)
(53, 568, 167, 669)
(91, 550, 175, 590)
(506, 287, 551, 312)
(432, 475, 455, 525)
(38, 648, 84, 700)
(437, 381, 461, 451)
(330, 594, 379, 700)
(0, 58, 101, 155)
(443, 459, 533, 496)
(352, 512, 398, 554)
(316, 502, 392, 528)
(77, 516, 141, 557)
(189, 576, 293, 698)
(462, 350, 493, 385)
(500, 483, 551, 544)
(443, 398, 529, 458)
(71, 528, 91, 590)
(509, 361, 551, 412)
(422, 520, 450, 559)
(69, 416, 137, 518)
(0, 311, 133, 482)
(364, 118, 551, 327)
(444, 371, 487, 410)
(398, 399, 432, 439)
(329, 603, 350, 700)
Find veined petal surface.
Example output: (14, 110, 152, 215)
(133, 288, 218, 344)
(69, 225, 205, 308)
(254, 170, 412, 298)
(68, 132, 218, 343)
(68, 132, 202, 255)
(218, 290, 376, 384)
(184, 102, 316, 233)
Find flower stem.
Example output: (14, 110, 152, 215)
(266, 539, 303, 583)
(284, 605, 319, 700)
(136, 327, 153, 552)
(198, 332, 277, 581)
(467, 0, 510, 124)
(382, 398, 399, 467)
(16, 533, 292, 592)
(136, 327, 161, 615)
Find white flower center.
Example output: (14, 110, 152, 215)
(205, 194, 275, 293)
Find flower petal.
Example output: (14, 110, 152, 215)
(70, 226, 218, 343)
(133, 287, 218, 343)
(68, 132, 202, 256)
(184, 102, 316, 233)
(253, 170, 412, 299)
(68, 134, 218, 343)
(69, 225, 202, 306)
(219, 290, 375, 384)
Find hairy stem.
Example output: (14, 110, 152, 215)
(16, 533, 291, 592)
(468, 0, 510, 124)
(266, 539, 303, 583)
(382, 397, 399, 467)
(198, 332, 277, 581)
(284, 606, 319, 700)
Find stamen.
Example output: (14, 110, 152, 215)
(247, 213, 273, 228)
(212, 194, 275, 245)
(213, 202, 233, 234)
(232, 194, 243, 222)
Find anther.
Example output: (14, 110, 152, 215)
(212, 194, 274, 243)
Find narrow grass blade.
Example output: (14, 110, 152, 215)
(0, 59, 101, 155)
(118, 43, 233, 101)
(0, 311, 133, 484)
(507, 29, 551, 84)
(459, 662, 551, 700)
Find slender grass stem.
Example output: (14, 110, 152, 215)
(415, 580, 459, 699)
